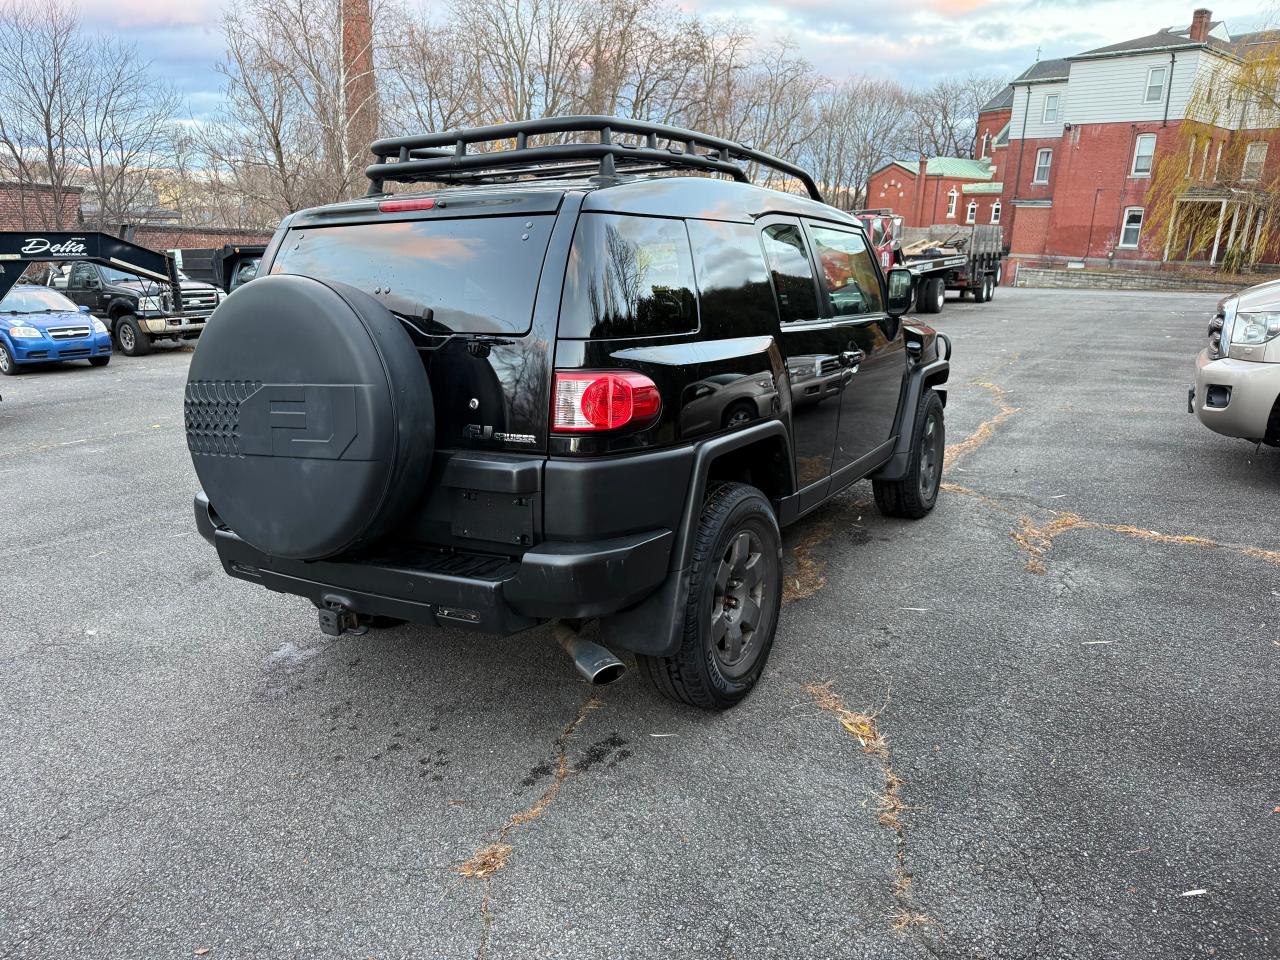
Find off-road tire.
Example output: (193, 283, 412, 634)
(89, 356, 110, 368)
(638, 483, 782, 710)
(115, 315, 150, 356)
(0, 341, 18, 375)
(873, 389, 945, 519)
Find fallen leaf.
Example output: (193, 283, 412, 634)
(194, 950, 210, 956)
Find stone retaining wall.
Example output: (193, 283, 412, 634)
(1012, 266, 1239, 293)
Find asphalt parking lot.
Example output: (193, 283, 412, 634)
(2, 286, 1277, 959)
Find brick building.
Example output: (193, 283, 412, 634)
(866, 156, 1005, 229)
(991, 8, 1280, 269)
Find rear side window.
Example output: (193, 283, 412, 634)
(686, 220, 775, 335)
(808, 224, 885, 316)
(559, 213, 697, 339)
(270, 216, 555, 336)
(760, 223, 820, 323)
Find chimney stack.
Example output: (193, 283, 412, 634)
(1190, 8, 1212, 42)
(341, 0, 378, 179)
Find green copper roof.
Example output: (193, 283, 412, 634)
(884, 157, 997, 181)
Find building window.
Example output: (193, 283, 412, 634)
(1132, 133, 1156, 176)
(1185, 135, 1197, 177)
(1213, 141, 1224, 180)
(946, 188, 958, 218)
(965, 200, 977, 224)
(1199, 139, 1210, 179)
(1042, 93, 1061, 123)
(990, 200, 1002, 224)
(1145, 66, 1167, 104)
(980, 131, 991, 159)
(1033, 148, 1052, 184)
(1243, 142, 1268, 181)
(1118, 207, 1144, 248)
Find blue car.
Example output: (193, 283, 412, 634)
(0, 284, 113, 375)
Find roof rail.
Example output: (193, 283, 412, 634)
(364, 115, 823, 203)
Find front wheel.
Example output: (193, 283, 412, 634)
(115, 315, 151, 356)
(638, 483, 782, 710)
(0, 341, 18, 376)
(917, 277, 945, 314)
(873, 390, 945, 519)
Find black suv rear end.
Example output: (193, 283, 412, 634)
(188, 117, 949, 709)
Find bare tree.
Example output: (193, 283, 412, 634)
(0, 0, 87, 228)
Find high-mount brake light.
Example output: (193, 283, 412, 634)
(552, 371, 661, 432)
(378, 197, 436, 212)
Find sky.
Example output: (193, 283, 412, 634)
(68, 0, 1271, 120)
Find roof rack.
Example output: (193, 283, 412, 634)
(364, 115, 823, 203)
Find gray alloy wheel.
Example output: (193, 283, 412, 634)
(917, 405, 944, 504)
(709, 529, 769, 679)
(0, 341, 15, 375)
(117, 319, 136, 353)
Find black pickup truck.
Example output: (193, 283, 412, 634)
(50, 260, 222, 355)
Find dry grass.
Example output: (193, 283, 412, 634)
(782, 498, 872, 604)
(890, 909, 932, 932)
(944, 381, 1018, 472)
(804, 682, 932, 932)
(458, 695, 602, 878)
(457, 843, 513, 879)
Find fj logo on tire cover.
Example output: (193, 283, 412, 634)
(186, 380, 371, 460)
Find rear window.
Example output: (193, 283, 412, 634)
(270, 216, 555, 335)
(559, 213, 697, 339)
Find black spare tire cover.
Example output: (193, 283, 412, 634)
(185, 274, 433, 560)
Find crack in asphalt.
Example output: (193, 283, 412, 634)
(457, 692, 604, 959)
(944, 380, 1280, 575)
(803, 682, 937, 938)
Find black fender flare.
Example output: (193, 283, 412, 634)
(599, 420, 792, 657)
(872, 355, 950, 483)
(106, 296, 139, 322)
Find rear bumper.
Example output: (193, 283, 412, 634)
(193, 491, 673, 634)
(1192, 350, 1280, 441)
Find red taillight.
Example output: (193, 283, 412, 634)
(378, 196, 436, 212)
(552, 371, 661, 431)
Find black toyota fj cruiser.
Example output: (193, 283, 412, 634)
(186, 117, 950, 709)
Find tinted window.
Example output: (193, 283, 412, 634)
(68, 263, 95, 287)
(560, 213, 697, 339)
(808, 225, 884, 316)
(271, 216, 555, 335)
(760, 223, 820, 323)
(686, 220, 775, 335)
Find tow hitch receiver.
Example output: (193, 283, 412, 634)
(318, 604, 367, 637)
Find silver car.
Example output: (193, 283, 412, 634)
(1191, 278, 1280, 445)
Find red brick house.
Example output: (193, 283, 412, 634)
(997, 8, 1280, 269)
(866, 156, 1004, 228)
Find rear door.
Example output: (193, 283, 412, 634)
(804, 220, 905, 476)
(759, 216, 847, 509)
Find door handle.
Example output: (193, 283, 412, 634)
(840, 349, 865, 368)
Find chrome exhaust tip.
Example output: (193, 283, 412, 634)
(554, 621, 626, 686)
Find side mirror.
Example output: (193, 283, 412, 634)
(886, 267, 913, 317)
(85, 277, 101, 289)
(78, 305, 91, 314)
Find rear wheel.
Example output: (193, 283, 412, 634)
(873, 390, 945, 519)
(0, 341, 18, 376)
(115, 315, 150, 356)
(974, 274, 993, 303)
(639, 483, 782, 710)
